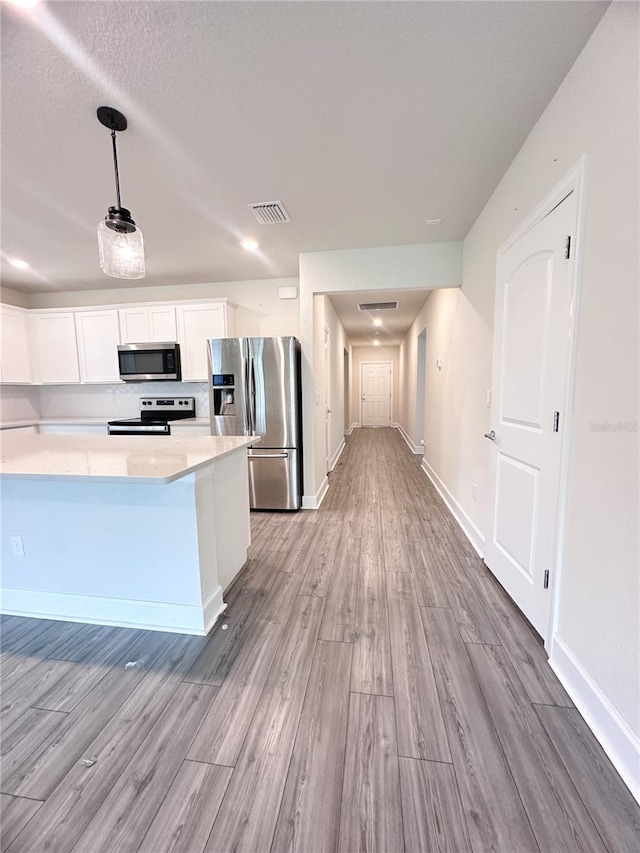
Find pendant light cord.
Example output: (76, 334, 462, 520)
(111, 128, 122, 209)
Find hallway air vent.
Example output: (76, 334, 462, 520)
(358, 301, 399, 311)
(249, 201, 291, 225)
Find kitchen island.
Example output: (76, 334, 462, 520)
(0, 433, 257, 635)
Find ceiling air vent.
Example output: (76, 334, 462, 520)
(358, 301, 399, 311)
(249, 200, 291, 225)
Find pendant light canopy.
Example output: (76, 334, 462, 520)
(96, 106, 145, 279)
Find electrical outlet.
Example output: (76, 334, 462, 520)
(471, 484, 477, 501)
(11, 535, 25, 556)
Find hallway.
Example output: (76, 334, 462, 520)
(1, 429, 639, 852)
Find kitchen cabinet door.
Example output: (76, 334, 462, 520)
(118, 308, 149, 343)
(38, 424, 108, 435)
(119, 306, 177, 343)
(75, 310, 121, 383)
(176, 303, 236, 381)
(149, 306, 177, 341)
(29, 313, 80, 384)
(0, 306, 32, 384)
(169, 423, 212, 436)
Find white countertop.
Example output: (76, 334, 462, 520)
(0, 434, 257, 484)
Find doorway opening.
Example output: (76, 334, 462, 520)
(416, 328, 426, 453)
(324, 325, 331, 475)
(343, 349, 350, 434)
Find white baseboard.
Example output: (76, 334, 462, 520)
(302, 474, 329, 510)
(0, 586, 225, 636)
(549, 635, 640, 805)
(203, 589, 227, 634)
(345, 423, 360, 435)
(420, 457, 485, 557)
(330, 439, 346, 471)
(394, 423, 423, 454)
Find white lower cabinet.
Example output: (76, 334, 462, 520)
(29, 313, 80, 384)
(38, 424, 108, 435)
(0, 306, 32, 383)
(176, 302, 236, 381)
(170, 424, 212, 437)
(75, 310, 121, 383)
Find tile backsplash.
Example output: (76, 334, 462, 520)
(0, 385, 40, 422)
(35, 382, 210, 421)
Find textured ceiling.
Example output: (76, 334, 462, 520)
(1, 1, 607, 294)
(329, 289, 431, 347)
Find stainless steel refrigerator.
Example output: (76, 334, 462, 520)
(208, 336, 303, 510)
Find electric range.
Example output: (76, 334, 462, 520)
(108, 397, 196, 436)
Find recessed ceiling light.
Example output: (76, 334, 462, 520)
(425, 218, 442, 226)
(241, 238, 259, 253)
(373, 340, 380, 347)
(8, 258, 30, 270)
(373, 318, 382, 327)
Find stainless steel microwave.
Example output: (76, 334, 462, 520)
(117, 342, 181, 382)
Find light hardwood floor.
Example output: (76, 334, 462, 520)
(1, 428, 639, 852)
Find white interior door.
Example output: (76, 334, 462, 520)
(361, 362, 392, 427)
(484, 192, 577, 637)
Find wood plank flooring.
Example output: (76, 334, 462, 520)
(1, 427, 639, 853)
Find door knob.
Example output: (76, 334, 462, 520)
(484, 430, 497, 442)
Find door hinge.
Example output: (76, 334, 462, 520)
(564, 235, 571, 259)
(553, 411, 560, 432)
(543, 570, 550, 589)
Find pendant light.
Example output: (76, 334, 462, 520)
(96, 106, 145, 279)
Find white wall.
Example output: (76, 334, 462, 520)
(299, 241, 463, 502)
(398, 287, 489, 525)
(323, 298, 352, 470)
(351, 346, 400, 427)
(26, 277, 301, 339)
(401, 2, 638, 795)
(0, 288, 30, 309)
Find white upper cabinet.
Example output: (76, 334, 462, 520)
(0, 306, 32, 384)
(176, 302, 237, 381)
(119, 306, 177, 343)
(29, 313, 80, 384)
(75, 310, 121, 383)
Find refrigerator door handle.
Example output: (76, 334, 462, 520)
(248, 452, 289, 459)
(249, 356, 257, 435)
(243, 351, 252, 434)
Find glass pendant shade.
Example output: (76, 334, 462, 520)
(97, 219, 145, 279)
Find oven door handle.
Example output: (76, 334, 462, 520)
(248, 452, 289, 459)
(108, 424, 170, 434)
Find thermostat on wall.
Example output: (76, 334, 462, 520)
(278, 286, 298, 300)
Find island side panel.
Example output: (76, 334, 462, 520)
(0, 475, 212, 634)
(195, 449, 251, 625)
